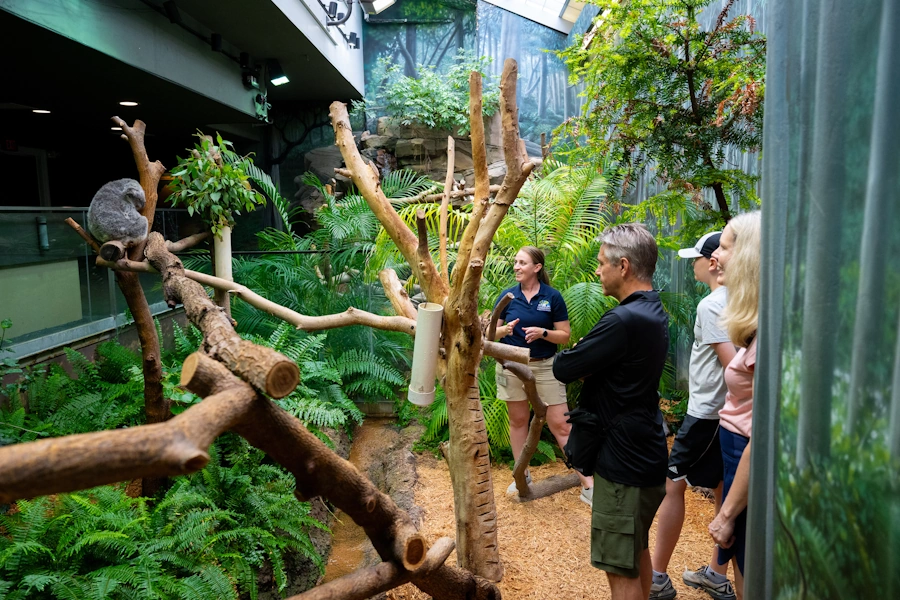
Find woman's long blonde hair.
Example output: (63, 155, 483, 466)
(721, 212, 761, 348)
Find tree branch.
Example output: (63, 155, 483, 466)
(450, 71, 492, 292)
(439, 136, 455, 287)
(145, 232, 300, 399)
(396, 185, 502, 205)
(329, 102, 448, 303)
(379, 269, 418, 320)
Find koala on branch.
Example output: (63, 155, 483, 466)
(87, 178, 149, 262)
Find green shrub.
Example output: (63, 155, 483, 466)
(351, 49, 500, 136)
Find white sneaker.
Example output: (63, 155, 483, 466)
(580, 486, 593, 506)
(506, 472, 532, 494)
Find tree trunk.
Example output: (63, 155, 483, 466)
(711, 181, 732, 222)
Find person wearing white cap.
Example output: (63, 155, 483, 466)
(650, 231, 738, 600)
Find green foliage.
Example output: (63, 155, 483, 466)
(352, 49, 499, 135)
(557, 0, 765, 227)
(168, 132, 266, 237)
(0, 344, 145, 446)
(774, 442, 899, 599)
(0, 441, 326, 600)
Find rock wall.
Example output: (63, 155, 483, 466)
(295, 115, 542, 214)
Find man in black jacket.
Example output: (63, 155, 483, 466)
(554, 223, 669, 600)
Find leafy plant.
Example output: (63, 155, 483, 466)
(168, 132, 266, 237)
(351, 49, 500, 135)
(557, 0, 766, 226)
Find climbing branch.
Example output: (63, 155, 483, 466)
(329, 101, 448, 303)
(488, 294, 548, 498)
(440, 137, 455, 287)
(450, 71, 492, 292)
(145, 232, 300, 399)
(379, 268, 418, 320)
(397, 185, 502, 205)
(111, 117, 165, 236)
(470, 60, 535, 267)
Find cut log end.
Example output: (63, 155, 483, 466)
(99, 241, 127, 262)
(180, 353, 200, 387)
(403, 534, 428, 571)
(266, 361, 300, 399)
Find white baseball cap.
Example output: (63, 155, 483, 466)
(678, 231, 722, 259)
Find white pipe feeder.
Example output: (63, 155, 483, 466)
(407, 302, 444, 406)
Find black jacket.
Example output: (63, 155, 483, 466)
(553, 290, 669, 487)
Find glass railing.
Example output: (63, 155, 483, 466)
(0, 207, 199, 360)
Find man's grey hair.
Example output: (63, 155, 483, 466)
(600, 223, 658, 282)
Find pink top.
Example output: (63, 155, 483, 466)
(719, 337, 756, 438)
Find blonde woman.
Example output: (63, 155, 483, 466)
(707, 212, 761, 600)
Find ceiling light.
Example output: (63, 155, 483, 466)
(119, 101, 139, 107)
(268, 59, 289, 86)
(32, 109, 51, 114)
(111, 127, 123, 131)
(348, 32, 360, 49)
(360, 0, 396, 14)
(327, 2, 338, 18)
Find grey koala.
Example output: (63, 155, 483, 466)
(87, 178, 148, 247)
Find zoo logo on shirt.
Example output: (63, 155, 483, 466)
(537, 300, 551, 312)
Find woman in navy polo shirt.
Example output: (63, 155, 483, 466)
(494, 246, 593, 502)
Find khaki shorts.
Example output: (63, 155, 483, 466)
(495, 356, 567, 406)
(590, 474, 666, 578)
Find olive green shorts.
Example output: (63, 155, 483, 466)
(590, 474, 666, 578)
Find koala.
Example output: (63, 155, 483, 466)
(87, 178, 148, 247)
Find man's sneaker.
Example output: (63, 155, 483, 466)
(580, 486, 593, 507)
(506, 472, 531, 494)
(682, 565, 736, 600)
(649, 573, 677, 600)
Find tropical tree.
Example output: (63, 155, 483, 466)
(557, 0, 766, 224)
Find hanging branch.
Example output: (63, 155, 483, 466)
(440, 136, 456, 286)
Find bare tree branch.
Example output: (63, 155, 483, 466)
(440, 137, 455, 287)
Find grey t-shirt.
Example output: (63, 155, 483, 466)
(687, 286, 731, 419)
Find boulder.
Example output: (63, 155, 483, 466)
(395, 138, 436, 159)
(304, 145, 346, 185)
(362, 134, 396, 150)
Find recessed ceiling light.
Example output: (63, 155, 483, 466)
(119, 101, 139, 107)
(32, 109, 51, 114)
(111, 127, 123, 131)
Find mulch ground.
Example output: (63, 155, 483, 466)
(387, 450, 735, 599)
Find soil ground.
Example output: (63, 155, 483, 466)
(320, 420, 735, 599)
(387, 452, 736, 599)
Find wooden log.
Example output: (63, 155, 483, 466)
(99, 240, 127, 262)
(0, 385, 257, 503)
(144, 232, 299, 399)
(508, 472, 581, 503)
(287, 538, 456, 600)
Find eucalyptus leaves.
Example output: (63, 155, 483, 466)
(169, 133, 266, 238)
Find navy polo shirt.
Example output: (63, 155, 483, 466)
(494, 282, 569, 359)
